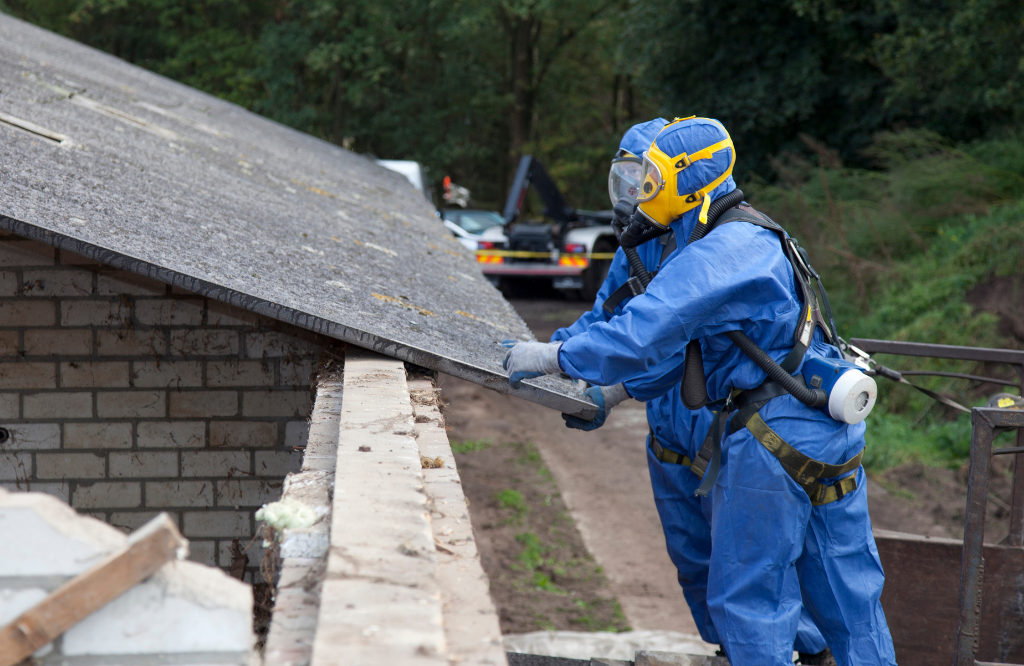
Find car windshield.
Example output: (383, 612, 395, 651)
(456, 211, 505, 234)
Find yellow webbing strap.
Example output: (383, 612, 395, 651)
(650, 434, 692, 467)
(745, 413, 862, 506)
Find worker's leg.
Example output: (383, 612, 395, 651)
(705, 428, 809, 666)
(797, 467, 897, 666)
(646, 441, 720, 644)
(795, 607, 829, 655)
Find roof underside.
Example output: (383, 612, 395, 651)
(0, 13, 595, 418)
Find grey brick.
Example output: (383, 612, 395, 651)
(36, 452, 105, 479)
(61, 300, 131, 327)
(206, 359, 273, 387)
(145, 480, 214, 508)
(137, 421, 205, 448)
(72, 482, 141, 509)
(59, 249, 103, 266)
(183, 511, 251, 538)
(242, 390, 310, 418)
(245, 331, 319, 359)
(0, 452, 32, 480)
(64, 422, 133, 450)
(254, 450, 302, 477)
(96, 271, 167, 296)
(285, 421, 310, 448)
(95, 329, 166, 356)
(0, 362, 57, 389)
(21, 268, 93, 297)
(61, 361, 130, 388)
(3, 423, 61, 450)
(0, 301, 56, 326)
(187, 539, 217, 566)
(169, 391, 237, 417)
(216, 479, 281, 506)
(109, 511, 165, 532)
(3, 481, 70, 502)
(135, 298, 204, 326)
(210, 421, 277, 449)
(280, 357, 315, 386)
(96, 390, 165, 418)
(0, 241, 55, 266)
(219, 540, 266, 571)
(0, 271, 17, 297)
(0, 393, 17, 419)
(181, 450, 250, 478)
(132, 360, 203, 388)
(23, 392, 92, 419)
(208, 302, 261, 327)
(0, 330, 18, 356)
(109, 451, 178, 478)
(169, 329, 239, 356)
(24, 329, 93, 356)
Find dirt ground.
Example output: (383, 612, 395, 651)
(442, 295, 1020, 636)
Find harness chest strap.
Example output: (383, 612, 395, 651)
(689, 409, 861, 506)
(602, 233, 677, 315)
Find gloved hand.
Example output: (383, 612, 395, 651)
(503, 340, 563, 389)
(562, 383, 631, 431)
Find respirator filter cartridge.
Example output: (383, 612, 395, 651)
(801, 356, 877, 425)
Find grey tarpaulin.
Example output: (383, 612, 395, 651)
(0, 13, 595, 418)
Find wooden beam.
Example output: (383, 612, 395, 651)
(0, 512, 186, 666)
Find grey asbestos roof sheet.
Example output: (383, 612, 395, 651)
(0, 13, 595, 418)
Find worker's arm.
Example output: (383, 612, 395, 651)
(558, 224, 794, 388)
(550, 248, 630, 342)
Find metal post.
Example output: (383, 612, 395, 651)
(1010, 366, 1024, 547)
(955, 410, 994, 666)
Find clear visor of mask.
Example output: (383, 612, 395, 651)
(637, 152, 665, 203)
(608, 159, 643, 206)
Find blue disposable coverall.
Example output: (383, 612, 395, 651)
(554, 121, 896, 666)
(552, 119, 828, 654)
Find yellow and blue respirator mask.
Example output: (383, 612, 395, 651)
(633, 117, 735, 230)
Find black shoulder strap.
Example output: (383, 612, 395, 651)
(601, 232, 677, 315)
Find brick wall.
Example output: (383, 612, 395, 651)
(0, 233, 325, 580)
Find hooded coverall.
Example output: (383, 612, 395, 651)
(553, 121, 896, 666)
(552, 120, 829, 654)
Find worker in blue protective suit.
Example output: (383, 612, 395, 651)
(549, 118, 833, 664)
(505, 117, 896, 666)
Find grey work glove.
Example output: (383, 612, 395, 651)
(503, 340, 563, 389)
(563, 383, 631, 431)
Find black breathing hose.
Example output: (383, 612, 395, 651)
(724, 330, 828, 408)
(624, 245, 653, 288)
(687, 189, 746, 244)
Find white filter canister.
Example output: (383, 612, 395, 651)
(828, 369, 877, 424)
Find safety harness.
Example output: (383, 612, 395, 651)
(601, 233, 677, 315)
(654, 204, 863, 506)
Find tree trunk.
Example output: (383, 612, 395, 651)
(508, 16, 537, 164)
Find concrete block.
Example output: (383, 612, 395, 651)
(0, 393, 17, 418)
(210, 420, 278, 449)
(133, 359, 203, 388)
(0, 362, 56, 389)
(36, 452, 106, 479)
(207, 359, 274, 387)
(0, 486, 125, 576)
(21, 268, 94, 297)
(146, 480, 215, 508)
(183, 510, 251, 538)
(216, 479, 281, 507)
(285, 420, 310, 448)
(73, 481, 142, 509)
(109, 451, 178, 478)
(61, 559, 254, 655)
(0, 301, 56, 326)
(137, 420, 205, 448)
(2, 423, 61, 450)
(181, 450, 251, 478)
(96, 328, 167, 356)
(208, 301, 262, 327)
(170, 329, 240, 356)
(255, 450, 302, 477)
(170, 390, 239, 417)
(0, 452, 32, 481)
(187, 539, 217, 566)
(243, 390, 311, 418)
(280, 357, 316, 386)
(61, 299, 131, 326)
(97, 390, 166, 418)
(23, 391, 93, 419)
(135, 298, 205, 325)
(0, 330, 19, 356)
(61, 361, 131, 388)
(0, 240, 54, 266)
(24, 328, 93, 356)
(64, 422, 133, 450)
(95, 270, 168, 296)
(245, 331, 319, 359)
